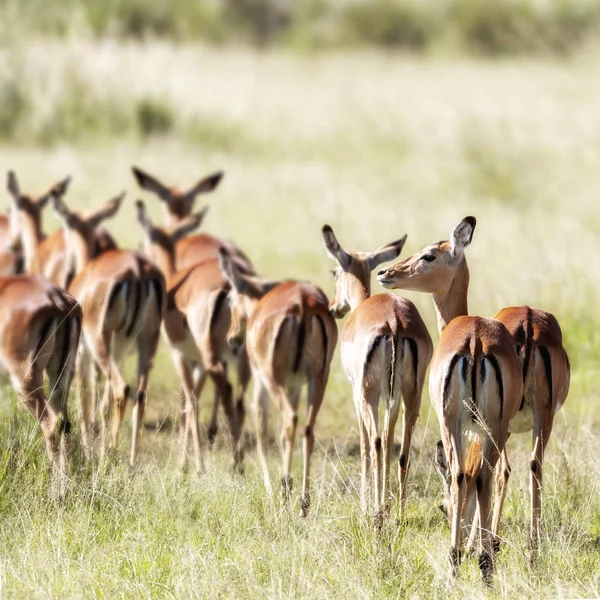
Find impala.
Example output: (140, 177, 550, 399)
(219, 251, 338, 516)
(0, 275, 81, 497)
(0, 212, 23, 276)
(378, 217, 523, 583)
(322, 226, 433, 523)
(6, 171, 117, 287)
(378, 217, 570, 558)
(52, 193, 165, 466)
(135, 200, 262, 473)
(132, 166, 254, 273)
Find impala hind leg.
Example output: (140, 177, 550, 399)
(477, 436, 502, 586)
(15, 371, 61, 493)
(46, 316, 79, 496)
(490, 447, 511, 554)
(359, 387, 382, 526)
(75, 348, 93, 458)
(279, 387, 301, 502)
(530, 417, 552, 558)
(130, 330, 159, 467)
(382, 400, 400, 520)
(252, 378, 272, 496)
(353, 390, 370, 514)
(232, 347, 251, 472)
(301, 375, 328, 517)
(173, 353, 203, 474)
(209, 363, 240, 472)
(446, 431, 466, 581)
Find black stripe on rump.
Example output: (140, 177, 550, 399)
(293, 316, 305, 373)
(538, 346, 553, 409)
(443, 354, 462, 411)
(209, 289, 228, 332)
(125, 279, 142, 337)
(406, 337, 419, 394)
(485, 354, 504, 420)
(313, 314, 328, 373)
(33, 317, 56, 364)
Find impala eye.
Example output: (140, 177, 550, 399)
(422, 254, 436, 262)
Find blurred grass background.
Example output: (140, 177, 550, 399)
(1, 1, 600, 598)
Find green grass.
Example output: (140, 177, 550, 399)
(2, 0, 600, 55)
(1, 42, 600, 597)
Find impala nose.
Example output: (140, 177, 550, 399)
(377, 268, 388, 279)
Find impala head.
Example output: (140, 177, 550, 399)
(135, 199, 208, 273)
(52, 190, 124, 272)
(132, 166, 224, 227)
(377, 217, 476, 295)
(218, 249, 279, 351)
(322, 225, 407, 318)
(6, 170, 71, 251)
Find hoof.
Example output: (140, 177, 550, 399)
(300, 493, 310, 517)
(281, 475, 293, 500)
(207, 426, 218, 446)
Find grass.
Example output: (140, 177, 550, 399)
(2, 0, 600, 55)
(1, 41, 600, 597)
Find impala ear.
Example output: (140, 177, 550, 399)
(367, 234, 407, 271)
(322, 225, 351, 270)
(86, 191, 125, 228)
(131, 166, 170, 201)
(7, 171, 20, 200)
(135, 199, 154, 234)
(450, 216, 476, 257)
(51, 191, 71, 223)
(171, 205, 209, 243)
(185, 171, 224, 200)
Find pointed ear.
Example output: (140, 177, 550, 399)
(366, 234, 407, 271)
(51, 191, 71, 223)
(322, 225, 351, 270)
(38, 176, 71, 209)
(185, 171, 224, 199)
(171, 206, 209, 243)
(135, 199, 154, 235)
(219, 248, 250, 295)
(86, 191, 125, 228)
(7, 171, 20, 199)
(131, 166, 170, 200)
(450, 216, 476, 257)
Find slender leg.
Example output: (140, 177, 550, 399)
(252, 378, 272, 496)
(353, 388, 370, 514)
(478, 436, 502, 586)
(76, 348, 93, 459)
(382, 401, 400, 519)
(360, 389, 381, 526)
(530, 418, 552, 557)
(490, 447, 511, 553)
(173, 353, 203, 474)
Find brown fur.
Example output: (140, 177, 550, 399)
(221, 256, 338, 516)
(0, 275, 81, 497)
(135, 200, 250, 474)
(378, 217, 525, 583)
(323, 225, 433, 523)
(53, 194, 164, 466)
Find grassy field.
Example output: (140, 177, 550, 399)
(1, 40, 600, 598)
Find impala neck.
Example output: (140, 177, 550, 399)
(348, 276, 370, 312)
(21, 218, 43, 274)
(152, 243, 177, 281)
(432, 259, 470, 333)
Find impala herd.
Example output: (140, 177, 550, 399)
(1, 168, 570, 584)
